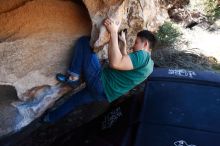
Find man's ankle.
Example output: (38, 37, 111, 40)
(69, 75, 79, 81)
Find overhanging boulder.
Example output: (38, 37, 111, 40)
(0, 0, 177, 137)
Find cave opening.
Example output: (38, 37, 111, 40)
(0, 85, 18, 100)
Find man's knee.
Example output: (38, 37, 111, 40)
(77, 36, 91, 44)
(74, 36, 91, 51)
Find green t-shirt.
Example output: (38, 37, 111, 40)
(100, 50, 154, 102)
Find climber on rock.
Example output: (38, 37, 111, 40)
(43, 18, 156, 123)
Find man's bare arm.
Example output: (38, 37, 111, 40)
(119, 31, 127, 55)
(104, 18, 133, 70)
(120, 42, 127, 55)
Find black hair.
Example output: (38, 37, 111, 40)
(137, 30, 157, 49)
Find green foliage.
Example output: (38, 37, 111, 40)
(156, 22, 182, 47)
(212, 64, 220, 72)
(204, 0, 220, 21)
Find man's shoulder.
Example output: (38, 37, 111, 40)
(128, 50, 151, 69)
(129, 50, 149, 56)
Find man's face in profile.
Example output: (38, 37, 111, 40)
(133, 37, 146, 51)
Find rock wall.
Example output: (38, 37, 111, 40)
(0, 0, 91, 100)
(0, 0, 171, 102)
(84, 0, 169, 52)
(0, 0, 180, 137)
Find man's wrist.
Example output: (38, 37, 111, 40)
(110, 30, 118, 35)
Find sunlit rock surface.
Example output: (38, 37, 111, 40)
(0, 0, 173, 137)
(0, 0, 92, 137)
(84, 0, 169, 52)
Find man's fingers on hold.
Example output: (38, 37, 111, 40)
(107, 20, 112, 25)
(104, 21, 110, 25)
(104, 19, 109, 24)
(105, 22, 110, 26)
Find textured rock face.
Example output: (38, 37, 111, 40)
(0, 0, 172, 137)
(0, 0, 92, 136)
(0, 0, 91, 100)
(82, 0, 125, 52)
(0, 0, 170, 102)
(84, 0, 169, 53)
